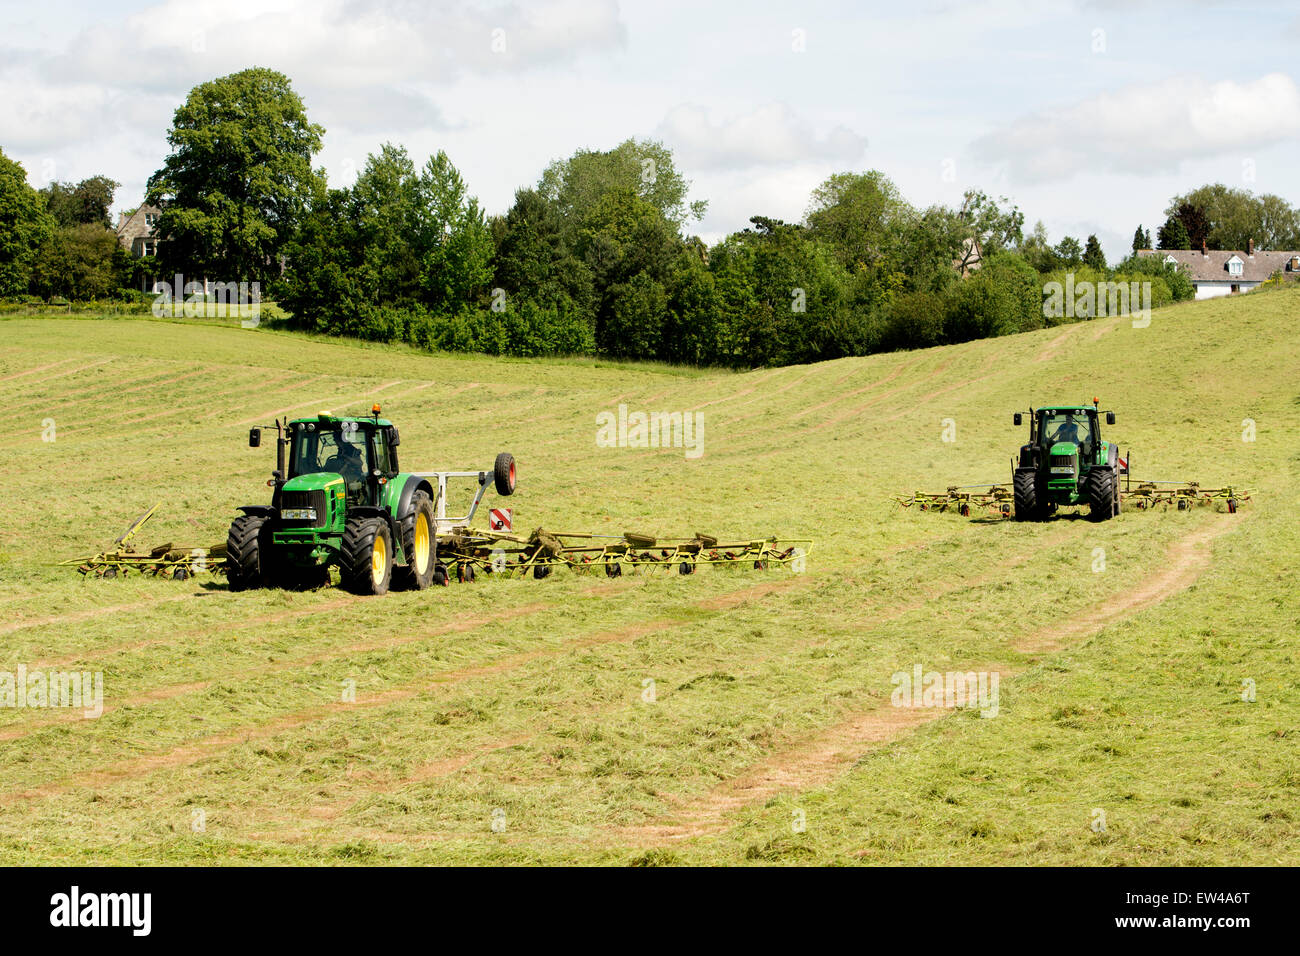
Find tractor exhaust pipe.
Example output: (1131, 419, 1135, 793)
(275, 418, 287, 482)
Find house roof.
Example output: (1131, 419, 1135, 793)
(1139, 248, 1300, 283)
(114, 204, 160, 246)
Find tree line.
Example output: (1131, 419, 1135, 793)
(4, 68, 1294, 366)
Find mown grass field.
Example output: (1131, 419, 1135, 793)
(0, 289, 1296, 865)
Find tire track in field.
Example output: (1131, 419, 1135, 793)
(1015, 516, 1232, 655)
(0, 578, 807, 804)
(0, 358, 79, 384)
(31, 594, 363, 669)
(0, 594, 195, 638)
(788, 355, 923, 423)
(0, 357, 115, 392)
(686, 369, 784, 412)
(233, 380, 408, 426)
(1036, 325, 1080, 362)
(9, 363, 192, 413)
(242, 530, 1083, 836)
(0, 598, 558, 742)
(611, 517, 1235, 844)
(805, 358, 956, 434)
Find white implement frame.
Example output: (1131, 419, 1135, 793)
(409, 470, 494, 534)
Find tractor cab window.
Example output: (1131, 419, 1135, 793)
(1040, 411, 1096, 459)
(290, 422, 373, 500)
(371, 430, 396, 475)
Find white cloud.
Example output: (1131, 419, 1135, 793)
(655, 103, 868, 171)
(972, 72, 1300, 184)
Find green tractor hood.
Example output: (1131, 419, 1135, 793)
(282, 472, 346, 494)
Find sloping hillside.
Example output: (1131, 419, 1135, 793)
(0, 288, 1296, 865)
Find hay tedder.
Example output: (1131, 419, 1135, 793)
(895, 399, 1251, 520)
(64, 405, 811, 593)
(60, 503, 225, 580)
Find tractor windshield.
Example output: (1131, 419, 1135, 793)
(1040, 411, 1096, 459)
(289, 422, 373, 497)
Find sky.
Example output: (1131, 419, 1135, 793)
(3, 0, 1299, 261)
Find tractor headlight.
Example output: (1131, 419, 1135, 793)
(282, 508, 317, 521)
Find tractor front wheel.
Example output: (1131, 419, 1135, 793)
(1013, 469, 1040, 522)
(1086, 467, 1117, 522)
(396, 490, 436, 590)
(227, 514, 271, 591)
(341, 516, 394, 595)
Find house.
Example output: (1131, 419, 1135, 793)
(114, 204, 164, 292)
(115, 204, 161, 259)
(1138, 240, 1300, 300)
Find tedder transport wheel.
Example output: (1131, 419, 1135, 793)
(341, 516, 393, 596)
(1013, 469, 1039, 522)
(396, 490, 436, 590)
(227, 514, 271, 591)
(494, 452, 517, 496)
(1086, 467, 1117, 522)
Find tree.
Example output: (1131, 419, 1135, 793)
(0, 148, 54, 297)
(804, 170, 912, 269)
(1171, 201, 1211, 250)
(1164, 184, 1300, 250)
(30, 224, 124, 300)
(492, 187, 594, 320)
(1082, 234, 1106, 270)
(1054, 236, 1083, 267)
(1156, 216, 1190, 250)
(539, 139, 705, 232)
(955, 190, 1025, 259)
(1131, 225, 1151, 253)
(415, 150, 493, 314)
(282, 143, 494, 340)
(1017, 220, 1059, 274)
(147, 68, 325, 282)
(41, 176, 119, 228)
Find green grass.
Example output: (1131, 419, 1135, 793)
(0, 290, 1296, 865)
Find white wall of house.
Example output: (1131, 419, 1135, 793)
(1193, 281, 1260, 300)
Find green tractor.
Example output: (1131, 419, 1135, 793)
(1012, 399, 1121, 522)
(227, 405, 516, 595)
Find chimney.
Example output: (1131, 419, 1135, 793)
(1247, 238, 1254, 257)
(1201, 239, 1207, 256)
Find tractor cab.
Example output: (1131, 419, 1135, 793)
(285, 411, 399, 508)
(1038, 408, 1097, 462)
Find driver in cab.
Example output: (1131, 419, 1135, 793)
(328, 439, 367, 490)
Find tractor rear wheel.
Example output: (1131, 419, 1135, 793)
(396, 490, 436, 590)
(227, 514, 271, 591)
(340, 516, 393, 595)
(1013, 469, 1040, 521)
(1086, 467, 1117, 522)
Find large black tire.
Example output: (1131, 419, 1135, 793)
(1086, 466, 1117, 522)
(1013, 469, 1039, 522)
(340, 516, 393, 595)
(494, 452, 516, 496)
(227, 514, 271, 591)
(395, 490, 436, 590)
